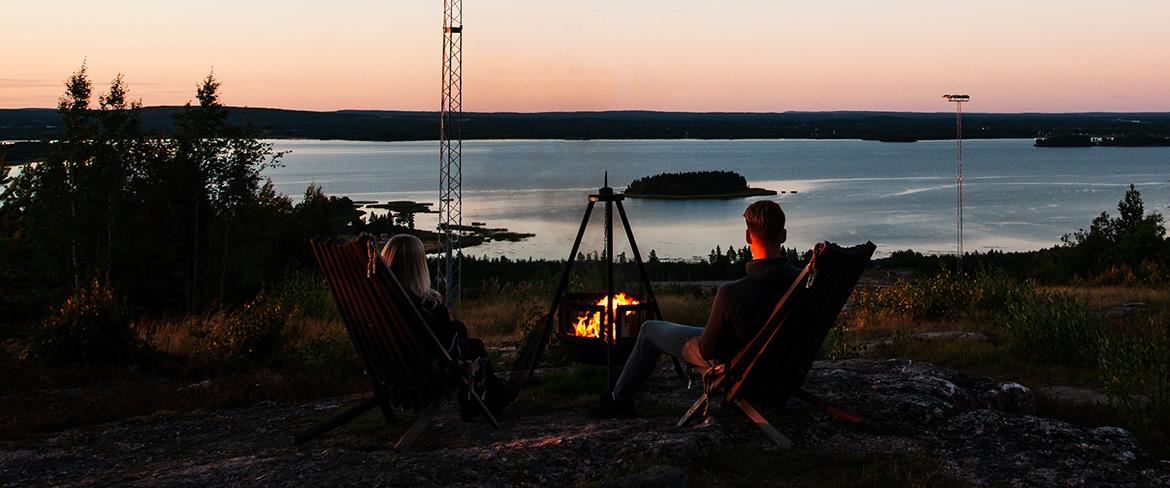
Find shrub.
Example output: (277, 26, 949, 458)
(23, 278, 144, 364)
(1098, 312, 1170, 438)
(852, 267, 1034, 322)
(967, 266, 1036, 312)
(291, 326, 362, 376)
(820, 316, 861, 360)
(994, 292, 1102, 365)
(852, 279, 920, 320)
(273, 269, 337, 320)
(213, 292, 287, 362)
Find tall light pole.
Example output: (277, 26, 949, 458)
(943, 94, 969, 273)
(438, 0, 463, 306)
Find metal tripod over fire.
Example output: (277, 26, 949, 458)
(511, 173, 684, 391)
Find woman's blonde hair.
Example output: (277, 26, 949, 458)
(380, 234, 442, 302)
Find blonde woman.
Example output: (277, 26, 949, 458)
(380, 234, 510, 418)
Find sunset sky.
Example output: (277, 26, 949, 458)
(3, 0, 1169, 112)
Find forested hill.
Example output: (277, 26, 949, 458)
(4, 107, 1170, 142)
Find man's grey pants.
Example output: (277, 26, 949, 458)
(611, 320, 715, 402)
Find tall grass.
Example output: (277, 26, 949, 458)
(993, 292, 1103, 365)
(853, 267, 1034, 322)
(459, 278, 550, 345)
(1098, 310, 1170, 446)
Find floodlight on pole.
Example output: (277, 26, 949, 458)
(943, 94, 969, 273)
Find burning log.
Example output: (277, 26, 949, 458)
(557, 292, 655, 366)
(568, 293, 641, 340)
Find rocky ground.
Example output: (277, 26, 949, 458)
(2, 359, 1168, 487)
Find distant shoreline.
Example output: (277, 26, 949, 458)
(4, 107, 1170, 144)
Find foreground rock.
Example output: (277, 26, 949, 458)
(2, 359, 1167, 487)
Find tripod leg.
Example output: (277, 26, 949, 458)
(616, 201, 686, 379)
(510, 201, 595, 385)
(616, 201, 660, 309)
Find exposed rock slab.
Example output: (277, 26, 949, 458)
(1102, 302, 1150, 319)
(860, 331, 993, 354)
(1, 359, 1166, 487)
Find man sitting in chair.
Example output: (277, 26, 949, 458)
(589, 200, 801, 418)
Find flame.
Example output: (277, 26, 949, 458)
(570, 293, 640, 340)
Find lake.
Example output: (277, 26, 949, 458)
(264, 139, 1170, 261)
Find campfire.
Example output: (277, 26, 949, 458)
(557, 292, 655, 365)
(569, 292, 640, 340)
(516, 173, 681, 387)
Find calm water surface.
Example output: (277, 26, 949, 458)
(264, 139, 1170, 260)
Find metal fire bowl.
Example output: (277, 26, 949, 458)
(557, 293, 654, 366)
(559, 334, 637, 366)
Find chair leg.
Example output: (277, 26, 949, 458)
(734, 398, 793, 449)
(295, 396, 382, 446)
(677, 395, 707, 427)
(793, 389, 865, 425)
(471, 388, 502, 430)
(671, 357, 687, 379)
(378, 401, 398, 424)
(393, 399, 442, 452)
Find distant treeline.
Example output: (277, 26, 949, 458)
(883, 185, 1169, 285)
(456, 244, 804, 299)
(5, 108, 1170, 147)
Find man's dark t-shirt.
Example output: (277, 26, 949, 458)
(698, 257, 802, 362)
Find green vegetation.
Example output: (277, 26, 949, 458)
(853, 267, 1033, 322)
(1060, 184, 1168, 282)
(875, 185, 1170, 286)
(22, 278, 144, 365)
(1098, 312, 1170, 447)
(849, 276, 1168, 455)
(2, 66, 293, 317)
(625, 170, 775, 199)
(995, 292, 1103, 365)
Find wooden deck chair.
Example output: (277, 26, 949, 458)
(294, 235, 499, 451)
(677, 241, 877, 448)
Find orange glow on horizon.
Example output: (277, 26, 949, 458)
(3, 1, 1169, 113)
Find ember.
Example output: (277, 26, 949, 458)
(569, 293, 640, 340)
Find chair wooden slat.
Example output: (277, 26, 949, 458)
(296, 235, 500, 448)
(682, 241, 876, 447)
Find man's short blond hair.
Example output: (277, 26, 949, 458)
(743, 200, 786, 244)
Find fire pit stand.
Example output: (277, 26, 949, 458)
(511, 174, 684, 391)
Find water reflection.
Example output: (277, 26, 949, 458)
(264, 139, 1170, 260)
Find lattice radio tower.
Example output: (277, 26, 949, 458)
(438, 0, 464, 306)
(943, 94, 969, 273)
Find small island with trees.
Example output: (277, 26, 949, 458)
(623, 170, 777, 199)
(1035, 134, 1170, 147)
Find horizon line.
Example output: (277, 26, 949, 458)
(6, 106, 1170, 116)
